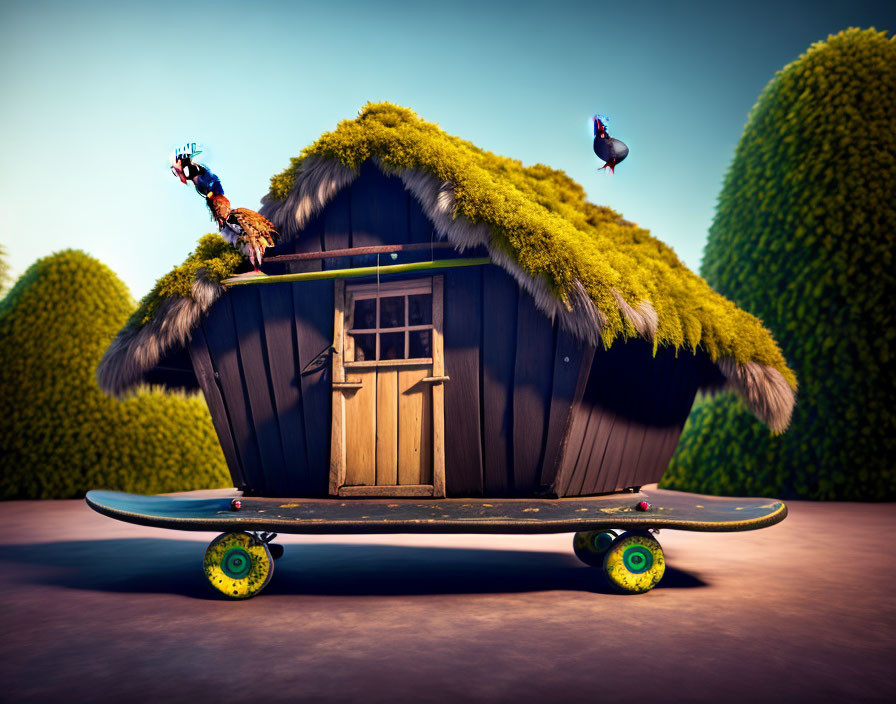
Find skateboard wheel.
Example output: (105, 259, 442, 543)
(573, 530, 618, 567)
(602, 531, 665, 594)
(203, 531, 274, 599)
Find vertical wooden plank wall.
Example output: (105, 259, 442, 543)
(563, 347, 633, 496)
(480, 266, 518, 494)
(569, 369, 618, 496)
(288, 211, 324, 274)
(293, 280, 334, 494)
(589, 343, 645, 495)
(258, 283, 312, 493)
(511, 289, 556, 493)
(553, 339, 704, 496)
(230, 286, 290, 496)
(188, 327, 245, 489)
(649, 349, 700, 483)
(351, 162, 409, 268)
(626, 345, 677, 490)
(443, 267, 483, 495)
(539, 332, 595, 492)
(195, 278, 335, 496)
(322, 188, 352, 271)
(200, 295, 266, 494)
(406, 191, 438, 262)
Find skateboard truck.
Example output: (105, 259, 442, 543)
(257, 531, 284, 561)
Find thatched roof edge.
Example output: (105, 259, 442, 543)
(96, 273, 226, 397)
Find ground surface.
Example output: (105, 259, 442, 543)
(1, 492, 893, 703)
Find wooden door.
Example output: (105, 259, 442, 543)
(329, 277, 446, 497)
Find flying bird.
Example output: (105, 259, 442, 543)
(170, 145, 279, 272)
(592, 116, 629, 173)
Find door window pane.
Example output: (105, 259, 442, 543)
(380, 296, 405, 328)
(379, 332, 405, 360)
(353, 333, 376, 361)
(408, 329, 432, 359)
(346, 282, 435, 362)
(408, 294, 432, 325)
(353, 298, 376, 329)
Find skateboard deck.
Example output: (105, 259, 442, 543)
(86, 487, 786, 535)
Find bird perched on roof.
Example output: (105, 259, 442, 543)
(592, 116, 629, 174)
(207, 193, 279, 273)
(170, 145, 279, 272)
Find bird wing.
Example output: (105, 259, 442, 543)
(229, 208, 279, 247)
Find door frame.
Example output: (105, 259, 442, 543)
(329, 276, 446, 498)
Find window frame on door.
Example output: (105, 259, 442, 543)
(344, 279, 435, 367)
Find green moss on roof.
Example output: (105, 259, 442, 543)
(129, 233, 243, 327)
(268, 102, 796, 387)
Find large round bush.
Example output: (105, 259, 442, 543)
(663, 28, 895, 500)
(0, 250, 229, 499)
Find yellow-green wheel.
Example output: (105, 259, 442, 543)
(602, 532, 665, 594)
(203, 532, 274, 599)
(573, 530, 618, 566)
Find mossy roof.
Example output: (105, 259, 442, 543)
(127, 234, 243, 329)
(263, 102, 795, 388)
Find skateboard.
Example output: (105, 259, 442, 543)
(86, 487, 786, 598)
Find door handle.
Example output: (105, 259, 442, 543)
(420, 375, 450, 383)
(333, 380, 364, 389)
(301, 345, 335, 376)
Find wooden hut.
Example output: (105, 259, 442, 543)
(98, 104, 796, 500)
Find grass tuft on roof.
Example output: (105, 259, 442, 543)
(267, 102, 795, 387)
(128, 233, 244, 328)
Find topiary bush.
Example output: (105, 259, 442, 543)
(0, 250, 230, 499)
(0, 244, 10, 296)
(662, 28, 895, 500)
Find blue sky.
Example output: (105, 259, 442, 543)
(1, 0, 892, 298)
